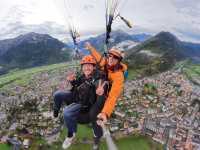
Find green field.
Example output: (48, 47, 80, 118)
(184, 64, 200, 77)
(1, 134, 163, 150)
(0, 144, 11, 150)
(1, 125, 162, 150)
(127, 69, 140, 80)
(0, 60, 151, 89)
(28, 125, 163, 150)
(181, 61, 200, 85)
(0, 62, 73, 89)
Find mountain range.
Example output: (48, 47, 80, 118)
(78, 29, 151, 52)
(0, 30, 199, 76)
(0, 32, 71, 75)
(126, 31, 200, 76)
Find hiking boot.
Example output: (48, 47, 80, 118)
(62, 134, 75, 149)
(92, 136, 100, 150)
(53, 110, 58, 118)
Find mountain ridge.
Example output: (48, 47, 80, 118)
(0, 32, 71, 74)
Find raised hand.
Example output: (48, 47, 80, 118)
(66, 71, 76, 81)
(84, 42, 93, 50)
(96, 79, 106, 96)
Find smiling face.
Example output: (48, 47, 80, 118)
(107, 53, 120, 67)
(82, 63, 95, 78)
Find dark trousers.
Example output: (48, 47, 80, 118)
(53, 90, 105, 138)
(53, 90, 74, 112)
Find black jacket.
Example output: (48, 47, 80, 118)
(70, 70, 107, 112)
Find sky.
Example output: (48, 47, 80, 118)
(0, 0, 200, 43)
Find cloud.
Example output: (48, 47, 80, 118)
(171, 0, 200, 25)
(0, 0, 199, 43)
(83, 4, 95, 11)
(172, 0, 200, 15)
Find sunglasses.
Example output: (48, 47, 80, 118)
(108, 54, 120, 60)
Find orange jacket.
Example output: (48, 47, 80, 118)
(89, 47, 127, 117)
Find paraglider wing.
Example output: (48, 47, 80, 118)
(119, 15, 132, 28)
(104, 0, 132, 51)
(54, 0, 81, 59)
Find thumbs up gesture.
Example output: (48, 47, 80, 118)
(96, 80, 106, 96)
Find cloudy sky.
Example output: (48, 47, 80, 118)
(0, 0, 200, 42)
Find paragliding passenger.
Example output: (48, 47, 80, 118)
(85, 42, 128, 126)
(53, 55, 108, 149)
